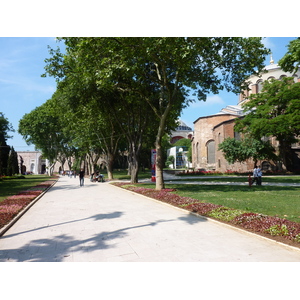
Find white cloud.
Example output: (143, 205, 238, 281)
(261, 37, 276, 52)
(191, 95, 225, 107)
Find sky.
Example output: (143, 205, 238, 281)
(0, 37, 297, 151)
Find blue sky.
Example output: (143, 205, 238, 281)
(0, 37, 297, 151)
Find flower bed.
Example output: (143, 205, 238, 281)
(0, 179, 56, 230)
(112, 182, 300, 247)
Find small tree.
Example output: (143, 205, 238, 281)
(218, 136, 277, 165)
(165, 155, 175, 169)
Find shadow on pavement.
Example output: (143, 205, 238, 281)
(0, 209, 207, 262)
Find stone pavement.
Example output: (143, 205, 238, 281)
(1, 175, 300, 262)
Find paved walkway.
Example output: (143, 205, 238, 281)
(1, 175, 300, 262)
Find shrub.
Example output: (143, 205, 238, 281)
(208, 207, 246, 222)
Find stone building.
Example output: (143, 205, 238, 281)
(17, 151, 47, 174)
(170, 119, 193, 144)
(192, 59, 300, 173)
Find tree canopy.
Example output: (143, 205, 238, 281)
(43, 37, 269, 189)
(278, 38, 300, 74)
(0, 112, 14, 176)
(235, 77, 300, 171)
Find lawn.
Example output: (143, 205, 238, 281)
(172, 175, 300, 184)
(101, 169, 152, 180)
(135, 183, 300, 223)
(0, 175, 54, 203)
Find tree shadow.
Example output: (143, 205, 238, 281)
(178, 213, 207, 225)
(0, 210, 207, 262)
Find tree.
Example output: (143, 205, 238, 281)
(18, 98, 74, 175)
(0, 113, 14, 176)
(218, 136, 277, 165)
(173, 138, 191, 148)
(7, 146, 19, 176)
(165, 155, 175, 169)
(278, 38, 300, 74)
(44, 37, 269, 189)
(235, 77, 300, 171)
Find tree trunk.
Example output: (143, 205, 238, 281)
(155, 117, 168, 190)
(47, 161, 56, 176)
(155, 140, 165, 190)
(129, 152, 139, 184)
(106, 153, 114, 180)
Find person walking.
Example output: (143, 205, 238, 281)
(252, 165, 258, 185)
(79, 169, 85, 186)
(257, 165, 262, 185)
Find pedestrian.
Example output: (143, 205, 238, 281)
(257, 165, 262, 185)
(79, 169, 85, 186)
(252, 165, 258, 185)
(248, 173, 252, 187)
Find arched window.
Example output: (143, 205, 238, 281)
(256, 79, 263, 93)
(279, 75, 287, 81)
(234, 131, 241, 140)
(206, 140, 215, 164)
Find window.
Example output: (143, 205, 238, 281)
(206, 140, 215, 164)
(279, 75, 287, 81)
(257, 79, 263, 93)
(234, 131, 241, 140)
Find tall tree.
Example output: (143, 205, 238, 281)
(18, 98, 74, 175)
(235, 77, 300, 171)
(44, 37, 269, 190)
(7, 146, 19, 176)
(0, 113, 14, 176)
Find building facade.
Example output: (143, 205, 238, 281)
(192, 60, 300, 173)
(169, 120, 193, 144)
(17, 151, 47, 174)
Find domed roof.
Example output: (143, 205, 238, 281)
(176, 119, 192, 131)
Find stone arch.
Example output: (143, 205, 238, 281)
(256, 79, 263, 93)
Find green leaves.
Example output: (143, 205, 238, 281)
(278, 38, 300, 74)
(218, 136, 277, 164)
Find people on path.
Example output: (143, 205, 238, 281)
(79, 169, 85, 186)
(248, 173, 252, 187)
(252, 166, 258, 185)
(252, 165, 262, 186)
(257, 165, 262, 186)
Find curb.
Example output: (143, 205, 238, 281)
(109, 182, 300, 254)
(0, 179, 58, 238)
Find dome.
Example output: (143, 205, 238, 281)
(176, 119, 192, 131)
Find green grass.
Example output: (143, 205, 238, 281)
(101, 169, 152, 180)
(0, 175, 54, 203)
(136, 183, 300, 223)
(172, 176, 300, 184)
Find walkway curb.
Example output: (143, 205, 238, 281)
(109, 182, 300, 254)
(0, 179, 58, 238)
